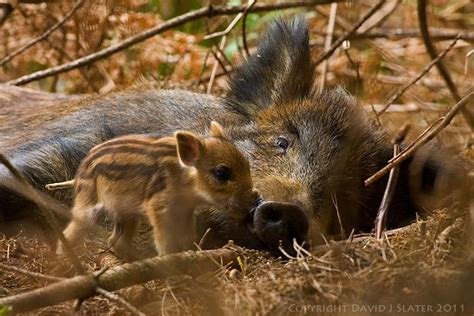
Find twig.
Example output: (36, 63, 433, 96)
(465, 49, 473, 75)
(0, 248, 239, 313)
(204, 0, 255, 93)
(96, 287, 145, 316)
(207, 36, 227, 94)
(198, 228, 212, 248)
(46, 179, 74, 191)
(377, 35, 461, 116)
(418, 0, 474, 129)
(374, 124, 410, 240)
(331, 193, 344, 239)
(194, 49, 212, 89)
(387, 117, 443, 163)
(0, 0, 85, 67)
(0, 262, 64, 283)
(343, 48, 360, 94)
(313, 0, 385, 67)
(357, 0, 400, 34)
(312, 28, 474, 41)
(214, 43, 233, 68)
(365, 92, 473, 186)
(204, 1, 247, 41)
(242, 0, 257, 57)
(318, 2, 338, 93)
(0, 154, 84, 274)
(6, 0, 343, 86)
(196, 64, 232, 85)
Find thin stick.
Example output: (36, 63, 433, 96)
(204, 8, 244, 40)
(46, 179, 74, 191)
(204, 0, 255, 93)
(198, 228, 212, 248)
(242, 0, 257, 57)
(207, 36, 227, 94)
(0, 262, 64, 283)
(0, 154, 85, 274)
(312, 28, 474, 41)
(96, 287, 145, 316)
(0, 0, 85, 67)
(318, 2, 338, 93)
(387, 117, 443, 163)
(365, 92, 473, 186)
(194, 49, 212, 89)
(377, 35, 461, 116)
(374, 124, 410, 240)
(418, 0, 474, 129)
(343, 48, 360, 94)
(0, 248, 238, 313)
(313, 0, 385, 67)
(6, 0, 343, 86)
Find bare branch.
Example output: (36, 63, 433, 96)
(207, 36, 227, 94)
(312, 28, 474, 41)
(242, 0, 257, 57)
(418, 0, 474, 129)
(365, 92, 473, 186)
(0, 262, 64, 283)
(318, 2, 338, 93)
(0, 248, 239, 313)
(377, 35, 461, 116)
(0, 0, 85, 67)
(374, 124, 410, 240)
(313, 0, 385, 67)
(95, 287, 145, 316)
(46, 179, 74, 191)
(6, 0, 344, 86)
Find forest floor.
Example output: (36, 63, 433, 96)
(0, 0, 473, 314)
(0, 205, 472, 314)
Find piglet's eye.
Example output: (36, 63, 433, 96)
(213, 165, 232, 182)
(276, 136, 290, 151)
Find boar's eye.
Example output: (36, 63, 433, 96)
(213, 165, 232, 182)
(275, 136, 290, 152)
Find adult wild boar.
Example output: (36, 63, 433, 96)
(0, 18, 466, 256)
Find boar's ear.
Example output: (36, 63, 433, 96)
(175, 131, 204, 167)
(226, 17, 314, 116)
(209, 121, 225, 138)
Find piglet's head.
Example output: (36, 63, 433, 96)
(175, 121, 259, 221)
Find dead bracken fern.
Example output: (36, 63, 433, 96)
(0, 0, 473, 314)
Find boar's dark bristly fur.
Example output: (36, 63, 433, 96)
(226, 17, 314, 116)
(0, 18, 469, 255)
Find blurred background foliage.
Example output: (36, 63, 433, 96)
(0, 0, 472, 130)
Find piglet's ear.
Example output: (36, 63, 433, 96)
(175, 131, 203, 167)
(209, 121, 225, 138)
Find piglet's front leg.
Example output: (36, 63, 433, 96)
(144, 197, 197, 255)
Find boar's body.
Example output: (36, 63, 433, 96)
(0, 18, 455, 253)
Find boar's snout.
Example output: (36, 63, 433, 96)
(252, 201, 309, 257)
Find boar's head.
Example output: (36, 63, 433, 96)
(198, 18, 419, 253)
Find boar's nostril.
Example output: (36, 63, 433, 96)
(252, 201, 309, 257)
